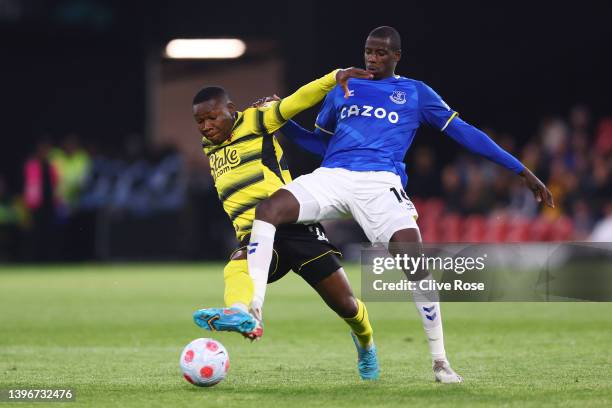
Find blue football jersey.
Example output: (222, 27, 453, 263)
(315, 76, 458, 182)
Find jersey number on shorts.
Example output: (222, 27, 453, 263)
(309, 225, 329, 242)
(390, 187, 415, 210)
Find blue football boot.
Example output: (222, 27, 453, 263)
(193, 307, 256, 334)
(351, 332, 380, 380)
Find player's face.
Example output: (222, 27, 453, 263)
(193, 99, 236, 145)
(364, 37, 400, 79)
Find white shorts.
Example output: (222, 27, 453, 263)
(282, 167, 419, 243)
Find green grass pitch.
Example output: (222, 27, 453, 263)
(1, 263, 611, 407)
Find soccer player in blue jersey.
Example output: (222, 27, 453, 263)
(204, 26, 554, 383)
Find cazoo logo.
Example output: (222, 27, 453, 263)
(210, 146, 241, 179)
(340, 105, 399, 124)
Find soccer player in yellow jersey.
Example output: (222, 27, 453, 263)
(191, 68, 381, 380)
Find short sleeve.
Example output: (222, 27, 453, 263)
(314, 88, 338, 135)
(418, 82, 458, 131)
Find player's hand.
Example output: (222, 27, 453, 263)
(520, 168, 554, 208)
(336, 67, 374, 98)
(251, 94, 281, 108)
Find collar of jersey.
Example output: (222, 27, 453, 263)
(232, 111, 244, 132)
(222, 111, 246, 145)
(371, 74, 401, 83)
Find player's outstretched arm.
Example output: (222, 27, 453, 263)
(279, 120, 328, 157)
(417, 81, 553, 208)
(251, 95, 329, 157)
(264, 68, 372, 133)
(443, 117, 554, 208)
(444, 117, 524, 172)
(280, 67, 372, 119)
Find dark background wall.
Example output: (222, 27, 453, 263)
(1, 0, 611, 200)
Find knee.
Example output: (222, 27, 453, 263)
(389, 228, 422, 244)
(255, 198, 286, 225)
(255, 189, 300, 225)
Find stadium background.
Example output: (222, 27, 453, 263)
(1, 3, 612, 407)
(0, 1, 611, 261)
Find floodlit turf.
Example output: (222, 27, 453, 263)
(1, 264, 611, 407)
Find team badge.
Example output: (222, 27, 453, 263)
(389, 90, 407, 104)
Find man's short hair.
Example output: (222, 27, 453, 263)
(368, 26, 401, 51)
(192, 86, 229, 105)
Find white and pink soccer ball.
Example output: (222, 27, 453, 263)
(180, 338, 229, 387)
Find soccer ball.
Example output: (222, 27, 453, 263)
(180, 338, 230, 387)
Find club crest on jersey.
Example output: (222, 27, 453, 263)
(389, 90, 407, 104)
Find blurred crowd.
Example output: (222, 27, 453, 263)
(0, 105, 610, 262)
(405, 105, 612, 242)
(0, 135, 186, 261)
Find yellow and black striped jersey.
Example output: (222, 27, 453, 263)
(202, 70, 339, 240)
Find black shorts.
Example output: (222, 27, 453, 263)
(233, 223, 342, 287)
